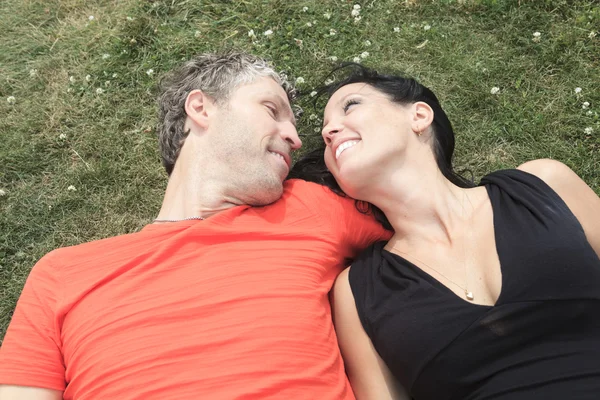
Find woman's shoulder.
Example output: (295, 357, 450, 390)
(352, 241, 388, 267)
(518, 159, 600, 256)
(481, 158, 586, 201)
(516, 159, 580, 191)
(479, 159, 578, 195)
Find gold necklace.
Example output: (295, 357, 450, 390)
(390, 190, 476, 301)
(391, 249, 475, 301)
(154, 216, 205, 223)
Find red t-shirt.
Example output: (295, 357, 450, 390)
(0, 180, 390, 399)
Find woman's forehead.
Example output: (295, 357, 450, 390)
(326, 82, 387, 109)
(330, 82, 375, 98)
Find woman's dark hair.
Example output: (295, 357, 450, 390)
(288, 63, 474, 230)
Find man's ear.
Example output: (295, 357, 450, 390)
(411, 101, 434, 135)
(184, 89, 216, 131)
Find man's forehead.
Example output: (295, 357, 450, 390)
(235, 76, 288, 97)
(233, 77, 296, 121)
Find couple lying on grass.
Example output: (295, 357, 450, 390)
(1, 51, 599, 400)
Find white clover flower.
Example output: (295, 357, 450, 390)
(146, 69, 154, 76)
(533, 32, 541, 37)
(325, 78, 334, 85)
(264, 29, 273, 36)
(575, 87, 582, 94)
(6, 96, 16, 105)
(310, 91, 318, 97)
(67, 185, 77, 191)
(306, 22, 312, 27)
(302, 6, 308, 12)
(314, 127, 321, 133)
(329, 55, 338, 62)
(103, 53, 111, 59)
(324, 12, 331, 20)
(105, 80, 110, 86)
(0, 189, 6, 196)
(96, 87, 104, 94)
(126, 16, 134, 21)
(532, 32, 541, 42)
(353, 4, 361, 10)
(85, 74, 92, 82)
(59, 133, 67, 140)
(353, 56, 361, 63)
(351, 9, 360, 17)
(364, 40, 371, 46)
(587, 110, 593, 116)
(387, 10, 391, 14)
(88, 15, 95, 21)
(29, 69, 38, 77)
(582, 102, 590, 109)
(394, 27, 400, 33)
(354, 16, 362, 23)
(589, 31, 597, 39)
(194, 30, 201, 38)
(309, 114, 317, 120)
(248, 29, 256, 38)
(490, 87, 500, 95)
(329, 28, 337, 36)
(360, 51, 369, 59)
(295, 77, 305, 84)
(112, 73, 118, 78)
(584, 127, 594, 135)
(424, 25, 431, 31)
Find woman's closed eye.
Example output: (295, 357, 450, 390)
(342, 98, 360, 113)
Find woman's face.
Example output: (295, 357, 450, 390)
(321, 83, 416, 199)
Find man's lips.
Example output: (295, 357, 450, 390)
(268, 150, 291, 169)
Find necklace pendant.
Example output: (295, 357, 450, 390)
(465, 291, 474, 301)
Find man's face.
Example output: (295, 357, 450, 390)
(208, 77, 302, 206)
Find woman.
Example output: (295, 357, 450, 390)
(291, 65, 600, 399)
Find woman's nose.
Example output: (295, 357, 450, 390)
(321, 122, 341, 146)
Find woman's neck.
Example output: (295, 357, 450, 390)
(363, 163, 480, 249)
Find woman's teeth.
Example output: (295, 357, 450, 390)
(336, 140, 360, 160)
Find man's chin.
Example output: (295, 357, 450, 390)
(245, 181, 284, 206)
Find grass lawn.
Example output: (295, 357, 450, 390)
(1, 0, 598, 341)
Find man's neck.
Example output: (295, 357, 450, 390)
(155, 167, 242, 221)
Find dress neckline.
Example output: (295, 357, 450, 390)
(382, 183, 505, 308)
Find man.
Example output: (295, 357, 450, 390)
(0, 52, 389, 399)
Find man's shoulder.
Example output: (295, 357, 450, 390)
(40, 228, 150, 269)
(283, 179, 346, 202)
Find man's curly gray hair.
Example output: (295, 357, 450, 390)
(157, 51, 295, 175)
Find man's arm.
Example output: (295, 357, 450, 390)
(0, 385, 62, 400)
(0, 252, 66, 394)
(332, 268, 410, 400)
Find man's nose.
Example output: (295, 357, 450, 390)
(281, 123, 302, 150)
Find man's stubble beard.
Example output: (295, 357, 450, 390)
(216, 112, 284, 207)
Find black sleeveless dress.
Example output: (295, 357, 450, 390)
(349, 169, 600, 399)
